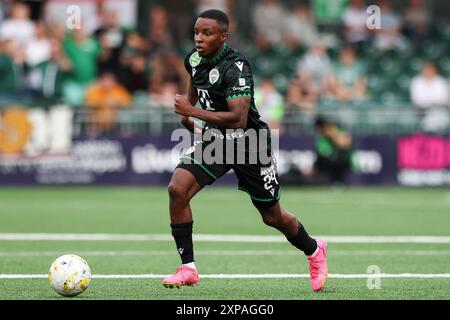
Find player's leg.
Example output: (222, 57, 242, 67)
(234, 163, 328, 291)
(163, 168, 202, 288)
(163, 159, 230, 288)
(257, 201, 328, 291)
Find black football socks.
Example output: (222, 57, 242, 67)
(171, 221, 194, 264)
(286, 221, 318, 256)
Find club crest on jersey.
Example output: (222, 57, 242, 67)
(209, 68, 220, 84)
(189, 52, 202, 67)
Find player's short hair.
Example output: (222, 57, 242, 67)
(198, 9, 229, 32)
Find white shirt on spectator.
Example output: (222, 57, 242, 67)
(252, 2, 286, 44)
(410, 75, 449, 108)
(25, 38, 51, 66)
(0, 19, 35, 47)
(342, 7, 369, 43)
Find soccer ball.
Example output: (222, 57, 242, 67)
(48, 254, 92, 297)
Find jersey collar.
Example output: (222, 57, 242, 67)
(206, 43, 228, 65)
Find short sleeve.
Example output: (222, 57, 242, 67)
(223, 60, 253, 101)
(184, 54, 192, 74)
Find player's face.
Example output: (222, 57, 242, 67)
(194, 18, 228, 58)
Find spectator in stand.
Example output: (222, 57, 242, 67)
(146, 6, 175, 58)
(410, 63, 450, 132)
(25, 22, 52, 97)
(85, 70, 132, 134)
(403, 0, 432, 44)
(373, 0, 406, 51)
(0, 39, 25, 101)
(410, 63, 449, 108)
(149, 50, 189, 98)
(252, 0, 287, 52)
(0, 2, 35, 48)
(121, 31, 147, 65)
(255, 78, 284, 131)
(62, 25, 101, 106)
(341, 0, 370, 49)
(28, 38, 72, 102)
(329, 47, 367, 102)
(120, 53, 151, 94)
(286, 41, 332, 112)
(284, 3, 319, 49)
(94, 9, 128, 77)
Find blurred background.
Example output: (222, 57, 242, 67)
(0, 0, 449, 186)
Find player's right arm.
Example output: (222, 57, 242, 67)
(180, 80, 199, 133)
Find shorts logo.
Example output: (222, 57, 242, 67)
(189, 52, 202, 67)
(192, 68, 197, 77)
(239, 78, 246, 86)
(235, 61, 244, 72)
(209, 68, 220, 84)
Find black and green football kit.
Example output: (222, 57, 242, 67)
(176, 43, 280, 209)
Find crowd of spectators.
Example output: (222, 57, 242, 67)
(0, 0, 449, 133)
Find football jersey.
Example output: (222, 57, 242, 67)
(184, 43, 269, 134)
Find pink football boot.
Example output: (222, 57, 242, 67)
(307, 239, 328, 291)
(162, 265, 199, 289)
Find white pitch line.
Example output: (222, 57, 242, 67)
(1, 233, 450, 243)
(1, 274, 450, 279)
(1, 250, 450, 257)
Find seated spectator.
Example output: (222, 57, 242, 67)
(94, 9, 128, 76)
(373, 0, 406, 51)
(85, 71, 132, 134)
(62, 26, 101, 106)
(341, 0, 370, 49)
(252, 0, 287, 52)
(120, 54, 151, 94)
(27, 38, 72, 102)
(149, 50, 189, 97)
(0, 2, 35, 48)
(254, 78, 284, 130)
(329, 47, 367, 102)
(25, 22, 51, 67)
(284, 3, 319, 49)
(286, 41, 332, 112)
(120, 31, 147, 65)
(0, 40, 25, 101)
(403, 0, 432, 43)
(410, 63, 449, 108)
(146, 6, 175, 58)
(410, 63, 450, 132)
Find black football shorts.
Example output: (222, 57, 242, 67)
(176, 142, 280, 209)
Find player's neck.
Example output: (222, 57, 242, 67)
(205, 43, 227, 61)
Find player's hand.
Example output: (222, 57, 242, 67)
(174, 94, 194, 116)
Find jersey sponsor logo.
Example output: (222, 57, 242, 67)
(239, 78, 246, 86)
(209, 68, 220, 84)
(235, 61, 244, 72)
(189, 52, 202, 67)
